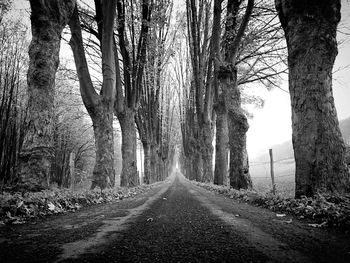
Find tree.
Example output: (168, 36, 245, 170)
(114, 0, 152, 186)
(73, 0, 152, 187)
(18, 0, 76, 189)
(69, 0, 117, 189)
(213, 0, 286, 186)
(212, 0, 254, 189)
(275, 0, 350, 197)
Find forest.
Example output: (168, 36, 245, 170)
(0, 0, 350, 230)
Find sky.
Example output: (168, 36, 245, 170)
(10, 0, 350, 159)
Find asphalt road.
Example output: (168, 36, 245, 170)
(1, 171, 349, 262)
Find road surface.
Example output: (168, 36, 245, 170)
(0, 171, 349, 262)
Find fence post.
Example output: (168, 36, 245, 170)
(70, 152, 75, 191)
(269, 149, 276, 195)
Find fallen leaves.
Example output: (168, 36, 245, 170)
(0, 185, 151, 225)
(193, 181, 350, 230)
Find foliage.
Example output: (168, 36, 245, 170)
(193, 181, 350, 230)
(0, 183, 159, 225)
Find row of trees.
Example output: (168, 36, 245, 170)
(179, 0, 285, 187)
(178, 0, 349, 198)
(2, 0, 349, 198)
(12, 0, 177, 190)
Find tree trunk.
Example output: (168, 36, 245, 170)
(201, 121, 214, 183)
(150, 143, 159, 183)
(228, 85, 251, 190)
(228, 116, 251, 189)
(19, 0, 75, 188)
(142, 142, 151, 184)
(276, 0, 350, 197)
(193, 148, 203, 182)
(119, 108, 139, 187)
(90, 105, 115, 189)
(214, 96, 228, 185)
(218, 66, 252, 190)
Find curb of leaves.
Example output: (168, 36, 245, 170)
(193, 182, 350, 230)
(0, 185, 151, 225)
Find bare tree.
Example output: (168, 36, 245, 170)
(212, 0, 254, 189)
(69, 0, 117, 189)
(114, 0, 152, 187)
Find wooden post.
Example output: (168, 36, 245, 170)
(269, 149, 276, 195)
(69, 152, 75, 191)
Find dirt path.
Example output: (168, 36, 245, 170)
(0, 171, 349, 262)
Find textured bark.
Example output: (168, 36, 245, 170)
(214, 96, 228, 185)
(89, 106, 115, 189)
(142, 142, 151, 184)
(218, 67, 252, 189)
(119, 108, 139, 187)
(276, 0, 350, 197)
(193, 150, 203, 182)
(150, 144, 160, 183)
(228, 109, 251, 189)
(201, 122, 214, 183)
(19, 0, 76, 188)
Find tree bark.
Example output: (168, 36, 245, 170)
(142, 142, 151, 184)
(218, 66, 252, 189)
(90, 105, 115, 189)
(150, 143, 159, 183)
(214, 95, 228, 185)
(19, 0, 76, 188)
(201, 121, 214, 182)
(276, 0, 350, 197)
(119, 108, 139, 187)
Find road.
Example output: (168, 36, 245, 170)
(0, 171, 349, 262)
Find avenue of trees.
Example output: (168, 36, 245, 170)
(0, 0, 349, 198)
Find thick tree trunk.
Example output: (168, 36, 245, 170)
(276, 0, 350, 197)
(218, 66, 252, 190)
(228, 111, 251, 189)
(193, 149, 203, 182)
(119, 108, 139, 187)
(214, 97, 228, 185)
(90, 106, 115, 189)
(150, 143, 159, 183)
(142, 142, 151, 184)
(19, 0, 75, 188)
(187, 156, 196, 181)
(201, 121, 214, 183)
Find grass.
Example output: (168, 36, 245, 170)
(250, 158, 295, 197)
